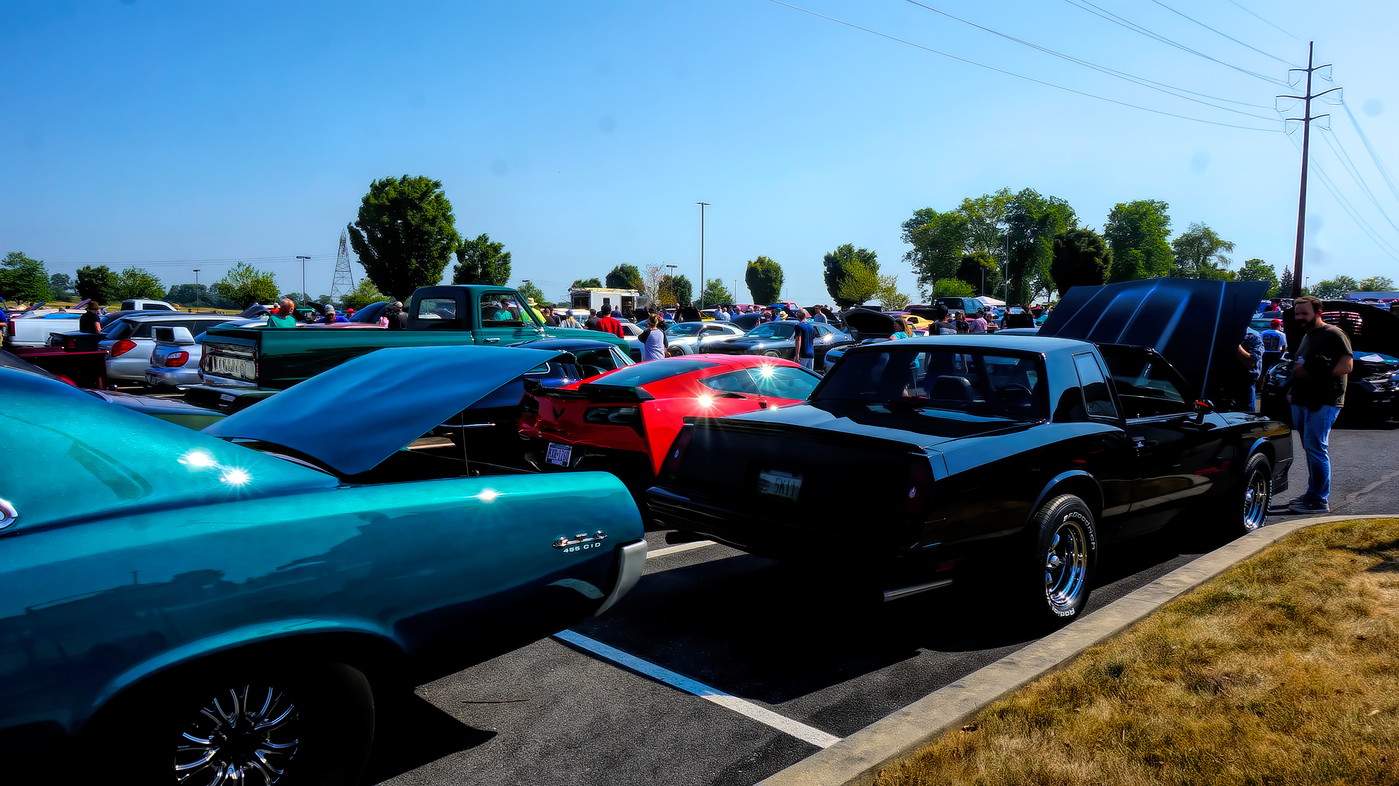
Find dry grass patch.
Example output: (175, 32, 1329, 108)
(877, 519, 1399, 786)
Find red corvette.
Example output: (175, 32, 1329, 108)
(520, 354, 821, 487)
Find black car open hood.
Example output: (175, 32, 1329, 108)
(840, 308, 898, 339)
(1039, 278, 1267, 399)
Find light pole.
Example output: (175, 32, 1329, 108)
(696, 201, 709, 309)
(193, 269, 201, 310)
(664, 264, 677, 306)
(296, 255, 311, 301)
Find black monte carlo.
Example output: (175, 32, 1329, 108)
(645, 279, 1292, 626)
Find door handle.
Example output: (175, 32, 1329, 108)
(484, 337, 501, 343)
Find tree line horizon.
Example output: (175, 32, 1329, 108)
(3, 180, 1392, 311)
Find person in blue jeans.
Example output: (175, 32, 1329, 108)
(1285, 296, 1353, 514)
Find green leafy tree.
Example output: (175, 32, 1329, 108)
(1357, 275, 1396, 292)
(605, 264, 644, 292)
(214, 262, 279, 308)
(700, 278, 734, 306)
(956, 251, 1002, 295)
(670, 275, 693, 305)
(1171, 222, 1236, 279)
(75, 265, 118, 304)
(654, 275, 678, 306)
(959, 189, 1014, 257)
(340, 278, 389, 310)
(0, 252, 52, 303)
(1312, 275, 1360, 299)
(1050, 229, 1111, 296)
(834, 260, 881, 306)
(902, 208, 970, 296)
(1235, 258, 1279, 298)
(823, 243, 879, 308)
(115, 267, 166, 300)
(452, 233, 512, 286)
(572, 277, 603, 288)
(516, 280, 547, 307)
(49, 273, 74, 300)
(1104, 200, 1172, 282)
(347, 174, 461, 301)
(744, 256, 784, 304)
(1004, 188, 1077, 305)
(932, 278, 975, 297)
(1278, 267, 1294, 299)
(872, 274, 910, 311)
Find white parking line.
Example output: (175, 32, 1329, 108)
(646, 540, 716, 559)
(554, 630, 841, 749)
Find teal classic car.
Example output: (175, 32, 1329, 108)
(0, 345, 647, 784)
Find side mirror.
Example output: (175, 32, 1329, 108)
(1193, 399, 1214, 422)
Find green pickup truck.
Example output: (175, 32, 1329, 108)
(185, 285, 626, 411)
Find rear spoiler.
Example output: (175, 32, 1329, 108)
(524, 379, 655, 403)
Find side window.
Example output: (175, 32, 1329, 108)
(701, 371, 760, 395)
(750, 366, 820, 400)
(1072, 353, 1118, 420)
(417, 298, 457, 320)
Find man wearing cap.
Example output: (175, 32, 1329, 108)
(1261, 318, 1287, 373)
(79, 301, 102, 333)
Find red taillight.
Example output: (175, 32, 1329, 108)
(163, 351, 190, 368)
(110, 339, 138, 358)
(903, 455, 935, 518)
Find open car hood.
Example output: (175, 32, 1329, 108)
(1039, 278, 1267, 399)
(840, 308, 899, 336)
(205, 345, 565, 476)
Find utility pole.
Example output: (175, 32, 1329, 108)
(1279, 42, 1341, 299)
(330, 229, 355, 300)
(296, 255, 311, 301)
(696, 201, 710, 309)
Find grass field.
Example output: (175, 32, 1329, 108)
(876, 518, 1399, 786)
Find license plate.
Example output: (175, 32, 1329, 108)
(545, 443, 573, 467)
(757, 469, 802, 500)
(209, 355, 254, 379)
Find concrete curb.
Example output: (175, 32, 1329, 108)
(757, 514, 1393, 786)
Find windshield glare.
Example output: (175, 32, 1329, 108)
(817, 347, 1045, 420)
(667, 322, 702, 336)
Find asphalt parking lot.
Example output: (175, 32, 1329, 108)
(369, 421, 1399, 786)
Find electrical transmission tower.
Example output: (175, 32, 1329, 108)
(1280, 42, 1341, 299)
(330, 229, 356, 300)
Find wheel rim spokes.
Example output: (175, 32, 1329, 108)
(174, 683, 301, 785)
(1044, 519, 1088, 616)
(1242, 471, 1269, 531)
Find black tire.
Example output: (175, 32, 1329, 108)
(666, 346, 685, 357)
(1236, 452, 1272, 536)
(87, 660, 374, 785)
(1025, 494, 1097, 625)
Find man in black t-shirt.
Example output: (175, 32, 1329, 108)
(1284, 296, 1353, 514)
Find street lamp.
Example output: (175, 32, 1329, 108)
(664, 264, 678, 305)
(695, 201, 709, 309)
(193, 269, 201, 310)
(296, 255, 311, 301)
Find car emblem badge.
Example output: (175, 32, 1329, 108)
(553, 406, 565, 419)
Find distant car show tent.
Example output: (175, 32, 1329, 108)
(976, 295, 1006, 306)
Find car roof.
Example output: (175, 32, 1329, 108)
(846, 334, 1088, 354)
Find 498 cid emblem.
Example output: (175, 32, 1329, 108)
(554, 530, 607, 552)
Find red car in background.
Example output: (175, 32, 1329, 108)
(520, 355, 821, 488)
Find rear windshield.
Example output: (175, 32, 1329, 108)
(667, 322, 702, 337)
(586, 359, 718, 388)
(816, 347, 1046, 420)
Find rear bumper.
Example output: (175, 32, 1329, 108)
(145, 366, 201, 389)
(183, 384, 279, 412)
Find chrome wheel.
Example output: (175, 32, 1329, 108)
(175, 683, 301, 785)
(1044, 514, 1090, 617)
(1239, 454, 1272, 534)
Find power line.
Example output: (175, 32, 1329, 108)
(52, 254, 334, 270)
(902, 0, 1277, 119)
(1317, 124, 1399, 237)
(1226, 0, 1305, 44)
(1060, 0, 1290, 86)
(766, 0, 1278, 132)
(1340, 101, 1399, 206)
(1287, 133, 1399, 263)
(1147, 0, 1293, 65)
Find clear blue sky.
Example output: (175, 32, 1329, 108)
(4, 0, 1396, 305)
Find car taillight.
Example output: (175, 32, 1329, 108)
(163, 351, 190, 367)
(903, 454, 934, 518)
(110, 339, 138, 358)
(659, 424, 695, 478)
(583, 406, 639, 426)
